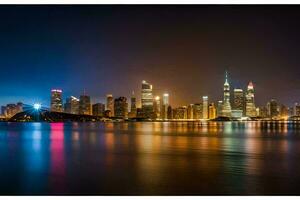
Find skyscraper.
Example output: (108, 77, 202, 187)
(222, 71, 231, 117)
(173, 106, 187, 119)
(294, 103, 300, 116)
(217, 100, 223, 117)
(153, 96, 161, 119)
(79, 94, 91, 115)
(208, 103, 216, 119)
(50, 89, 63, 112)
(187, 104, 194, 119)
(114, 97, 128, 118)
(267, 99, 279, 119)
(202, 96, 208, 119)
(92, 103, 105, 116)
(245, 81, 256, 117)
(192, 103, 203, 119)
(232, 88, 244, 118)
(141, 80, 153, 118)
(161, 93, 169, 120)
(106, 94, 114, 117)
(64, 96, 79, 114)
(129, 91, 137, 118)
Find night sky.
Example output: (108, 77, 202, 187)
(1, 5, 300, 107)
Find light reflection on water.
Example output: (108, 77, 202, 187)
(0, 121, 300, 194)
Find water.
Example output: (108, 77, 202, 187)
(0, 121, 300, 195)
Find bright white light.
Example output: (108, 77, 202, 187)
(33, 103, 41, 110)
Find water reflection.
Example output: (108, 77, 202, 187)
(0, 121, 299, 194)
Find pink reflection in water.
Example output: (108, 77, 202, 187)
(49, 123, 66, 192)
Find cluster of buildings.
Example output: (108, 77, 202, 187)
(1, 71, 300, 120)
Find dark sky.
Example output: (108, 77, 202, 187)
(1, 5, 300, 107)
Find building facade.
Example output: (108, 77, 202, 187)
(245, 82, 256, 117)
(106, 94, 114, 117)
(114, 97, 128, 118)
(79, 95, 91, 115)
(141, 80, 154, 118)
(64, 96, 79, 114)
(51, 89, 63, 112)
(92, 103, 105, 116)
(222, 71, 232, 117)
(208, 103, 216, 119)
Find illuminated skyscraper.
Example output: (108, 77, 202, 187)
(294, 103, 300, 116)
(79, 94, 91, 115)
(232, 88, 244, 118)
(245, 81, 256, 117)
(92, 103, 105, 116)
(173, 106, 187, 119)
(167, 105, 173, 120)
(187, 104, 194, 119)
(141, 80, 153, 118)
(202, 96, 208, 119)
(106, 94, 114, 117)
(114, 97, 128, 118)
(129, 91, 137, 118)
(267, 99, 279, 119)
(161, 93, 169, 119)
(153, 96, 161, 119)
(217, 100, 223, 117)
(51, 89, 63, 112)
(192, 103, 202, 119)
(64, 96, 79, 114)
(222, 71, 231, 117)
(208, 103, 216, 119)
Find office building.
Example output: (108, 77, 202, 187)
(141, 80, 154, 118)
(267, 99, 279, 119)
(208, 103, 216, 119)
(50, 89, 63, 112)
(161, 93, 169, 119)
(192, 103, 203, 120)
(202, 96, 208, 119)
(217, 100, 223, 117)
(129, 91, 137, 118)
(106, 94, 114, 117)
(153, 96, 161, 119)
(245, 82, 256, 117)
(92, 103, 105, 116)
(64, 96, 79, 114)
(79, 94, 91, 115)
(233, 88, 244, 115)
(114, 97, 128, 118)
(187, 104, 194, 119)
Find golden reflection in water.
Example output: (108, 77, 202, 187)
(120, 134, 129, 148)
(245, 138, 263, 176)
(72, 131, 79, 141)
(89, 131, 97, 144)
(105, 133, 115, 151)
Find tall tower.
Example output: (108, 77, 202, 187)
(106, 94, 114, 116)
(153, 96, 161, 119)
(202, 96, 208, 119)
(141, 80, 153, 118)
(222, 71, 232, 117)
(245, 81, 256, 117)
(51, 89, 63, 112)
(161, 93, 169, 120)
(129, 91, 137, 118)
(79, 94, 91, 115)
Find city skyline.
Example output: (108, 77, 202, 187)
(1, 6, 300, 107)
